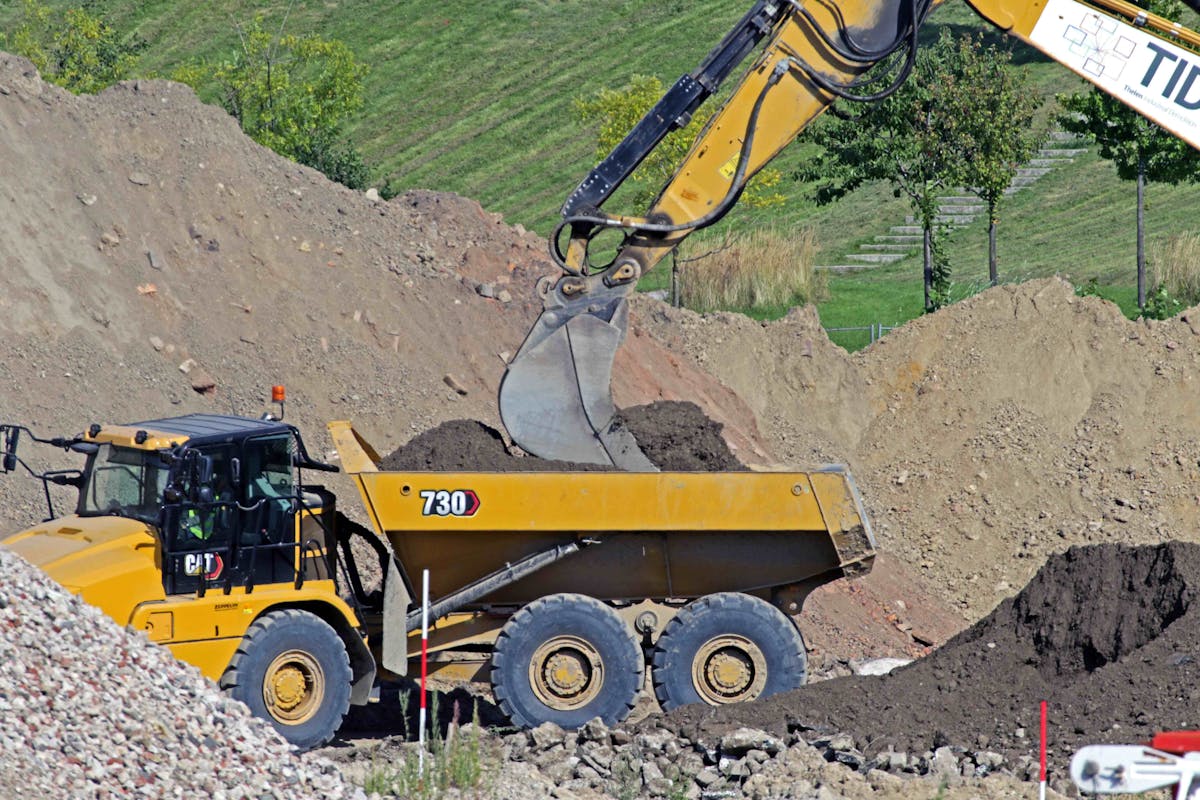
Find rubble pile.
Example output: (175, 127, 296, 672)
(0, 549, 359, 799)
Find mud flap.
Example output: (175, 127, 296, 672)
(382, 558, 412, 676)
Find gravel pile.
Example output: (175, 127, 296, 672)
(0, 549, 361, 799)
(325, 707, 1055, 800)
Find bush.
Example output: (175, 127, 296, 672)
(173, 17, 373, 191)
(679, 226, 824, 313)
(1150, 231, 1200, 308)
(5, 1, 142, 94)
(575, 75, 785, 211)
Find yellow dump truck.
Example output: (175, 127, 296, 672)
(0, 413, 874, 749)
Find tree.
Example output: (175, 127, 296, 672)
(1059, 0, 1200, 311)
(179, 18, 372, 190)
(800, 31, 981, 312)
(949, 35, 1043, 285)
(574, 75, 785, 211)
(5, 1, 142, 94)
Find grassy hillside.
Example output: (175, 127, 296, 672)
(5, 0, 1200, 348)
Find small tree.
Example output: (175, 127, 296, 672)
(801, 31, 980, 312)
(178, 18, 371, 190)
(5, 1, 142, 94)
(575, 75, 792, 309)
(948, 35, 1043, 285)
(1059, 0, 1200, 311)
(574, 75, 785, 211)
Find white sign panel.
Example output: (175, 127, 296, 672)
(1030, 0, 1200, 148)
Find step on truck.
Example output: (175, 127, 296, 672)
(0, 412, 876, 749)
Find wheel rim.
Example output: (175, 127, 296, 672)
(528, 635, 605, 711)
(691, 634, 768, 704)
(263, 649, 325, 725)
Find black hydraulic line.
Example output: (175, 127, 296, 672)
(335, 510, 406, 607)
(550, 56, 787, 258)
(549, 0, 932, 266)
(560, 1, 786, 221)
(784, 0, 932, 63)
(404, 541, 586, 633)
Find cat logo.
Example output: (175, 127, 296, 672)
(183, 552, 224, 581)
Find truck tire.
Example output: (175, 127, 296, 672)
(491, 593, 643, 729)
(220, 608, 352, 750)
(651, 592, 806, 711)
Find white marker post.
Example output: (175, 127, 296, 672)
(418, 569, 430, 777)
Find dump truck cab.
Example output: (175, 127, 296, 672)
(0, 414, 375, 750)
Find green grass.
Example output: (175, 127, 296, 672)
(813, 141, 1200, 348)
(5, 0, 1199, 351)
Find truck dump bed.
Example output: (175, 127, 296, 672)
(329, 421, 875, 606)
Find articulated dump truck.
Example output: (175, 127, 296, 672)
(0, 413, 875, 749)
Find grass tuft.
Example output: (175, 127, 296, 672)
(1151, 231, 1200, 306)
(679, 226, 825, 313)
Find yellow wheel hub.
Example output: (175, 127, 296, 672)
(264, 650, 325, 725)
(529, 635, 605, 711)
(692, 635, 768, 705)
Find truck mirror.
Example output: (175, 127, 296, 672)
(230, 457, 241, 488)
(2, 427, 19, 473)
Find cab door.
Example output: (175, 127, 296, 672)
(162, 444, 240, 595)
(236, 432, 300, 588)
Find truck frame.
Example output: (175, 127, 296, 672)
(0, 413, 875, 748)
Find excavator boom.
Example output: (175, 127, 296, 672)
(500, 0, 1200, 468)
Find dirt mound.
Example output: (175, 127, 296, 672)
(378, 401, 743, 471)
(637, 279, 1200, 619)
(661, 542, 1200, 766)
(0, 53, 770, 530)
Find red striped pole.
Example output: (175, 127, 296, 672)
(1039, 701, 1048, 800)
(419, 569, 430, 776)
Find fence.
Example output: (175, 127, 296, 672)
(824, 323, 896, 351)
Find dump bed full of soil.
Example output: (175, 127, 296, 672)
(378, 401, 743, 472)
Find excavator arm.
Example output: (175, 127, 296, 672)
(500, 0, 1200, 469)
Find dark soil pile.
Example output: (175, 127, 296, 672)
(615, 401, 745, 471)
(376, 419, 599, 472)
(378, 401, 743, 472)
(660, 542, 1200, 766)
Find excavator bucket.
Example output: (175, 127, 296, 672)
(499, 297, 656, 471)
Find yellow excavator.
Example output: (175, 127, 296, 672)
(499, 0, 1200, 469)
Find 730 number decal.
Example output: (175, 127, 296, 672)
(419, 489, 480, 517)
